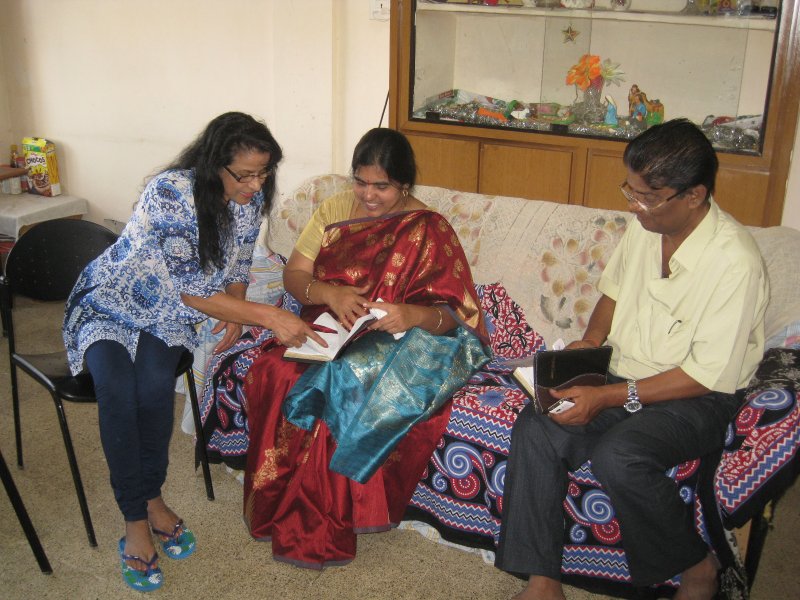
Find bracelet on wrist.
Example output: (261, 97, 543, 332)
(305, 279, 317, 303)
(433, 306, 443, 332)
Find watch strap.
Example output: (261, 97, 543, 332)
(625, 379, 643, 413)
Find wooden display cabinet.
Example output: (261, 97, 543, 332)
(388, 0, 800, 226)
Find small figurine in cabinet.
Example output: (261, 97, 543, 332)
(628, 85, 647, 121)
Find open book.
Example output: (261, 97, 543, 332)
(283, 298, 412, 363)
(283, 311, 378, 363)
(511, 346, 613, 414)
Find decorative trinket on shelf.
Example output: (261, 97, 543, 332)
(560, 0, 595, 7)
(604, 96, 619, 126)
(567, 54, 625, 92)
(627, 84, 665, 125)
(683, 0, 719, 14)
(566, 54, 625, 124)
(562, 24, 580, 43)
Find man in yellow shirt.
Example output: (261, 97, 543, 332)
(495, 119, 768, 600)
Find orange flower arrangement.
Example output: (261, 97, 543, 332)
(566, 54, 625, 91)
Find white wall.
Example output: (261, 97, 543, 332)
(0, 0, 389, 227)
(782, 117, 800, 230)
(0, 0, 797, 230)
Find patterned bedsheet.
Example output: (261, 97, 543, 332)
(407, 283, 543, 546)
(716, 348, 800, 527)
(404, 300, 800, 597)
(197, 277, 800, 597)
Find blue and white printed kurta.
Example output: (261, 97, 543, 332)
(63, 169, 264, 375)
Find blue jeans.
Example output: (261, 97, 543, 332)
(85, 331, 185, 521)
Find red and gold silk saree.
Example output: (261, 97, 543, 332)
(242, 209, 488, 568)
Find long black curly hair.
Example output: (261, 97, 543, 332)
(164, 111, 283, 271)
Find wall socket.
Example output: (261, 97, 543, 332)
(370, 0, 390, 21)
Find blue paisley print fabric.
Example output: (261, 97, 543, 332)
(63, 169, 264, 375)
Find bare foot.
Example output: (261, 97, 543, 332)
(146, 496, 181, 538)
(674, 554, 719, 600)
(123, 519, 158, 571)
(512, 576, 566, 600)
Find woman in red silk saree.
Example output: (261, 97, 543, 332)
(242, 208, 488, 568)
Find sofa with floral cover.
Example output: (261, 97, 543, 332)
(192, 174, 800, 599)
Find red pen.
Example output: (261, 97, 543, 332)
(310, 324, 337, 334)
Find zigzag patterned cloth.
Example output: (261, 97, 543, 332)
(407, 304, 800, 597)
(716, 348, 800, 527)
(197, 293, 302, 470)
(198, 282, 799, 596)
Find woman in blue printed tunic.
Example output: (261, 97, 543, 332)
(62, 112, 323, 592)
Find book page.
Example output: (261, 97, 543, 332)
(285, 311, 377, 362)
(286, 312, 343, 361)
(515, 365, 535, 387)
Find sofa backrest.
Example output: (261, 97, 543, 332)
(748, 225, 800, 343)
(267, 174, 800, 348)
(410, 183, 631, 346)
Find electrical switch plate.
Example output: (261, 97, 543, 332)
(370, 0, 390, 21)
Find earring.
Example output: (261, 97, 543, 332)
(402, 188, 409, 198)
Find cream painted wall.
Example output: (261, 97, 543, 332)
(0, 22, 9, 149)
(0, 0, 390, 230)
(782, 118, 800, 230)
(0, 0, 796, 231)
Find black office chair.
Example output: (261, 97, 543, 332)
(1, 446, 52, 573)
(1, 218, 214, 549)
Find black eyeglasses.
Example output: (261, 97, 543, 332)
(224, 165, 273, 183)
(619, 181, 687, 212)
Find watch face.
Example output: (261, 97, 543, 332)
(624, 399, 642, 413)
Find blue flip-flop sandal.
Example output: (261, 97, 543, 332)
(152, 519, 196, 560)
(118, 537, 163, 592)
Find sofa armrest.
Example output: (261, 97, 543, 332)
(715, 348, 800, 528)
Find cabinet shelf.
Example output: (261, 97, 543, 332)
(416, 3, 777, 31)
(390, 0, 800, 227)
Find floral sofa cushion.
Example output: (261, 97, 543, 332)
(267, 174, 632, 346)
(766, 320, 800, 350)
(408, 183, 631, 346)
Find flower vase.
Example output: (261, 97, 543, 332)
(576, 76, 605, 124)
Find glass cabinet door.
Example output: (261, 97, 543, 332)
(410, 0, 779, 155)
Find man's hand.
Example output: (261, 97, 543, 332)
(565, 339, 599, 350)
(548, 385, 610, 426)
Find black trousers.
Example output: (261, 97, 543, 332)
(494, 383, 741, 586)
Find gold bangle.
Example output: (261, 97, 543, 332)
(433, 306, 443, 332)
(305, 279, 317, 303)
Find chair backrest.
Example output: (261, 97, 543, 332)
(4, 219, 118, 302)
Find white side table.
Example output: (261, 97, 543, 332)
(0, 192, 89, 239)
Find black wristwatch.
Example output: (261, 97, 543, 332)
(624, 379, 643, 414)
